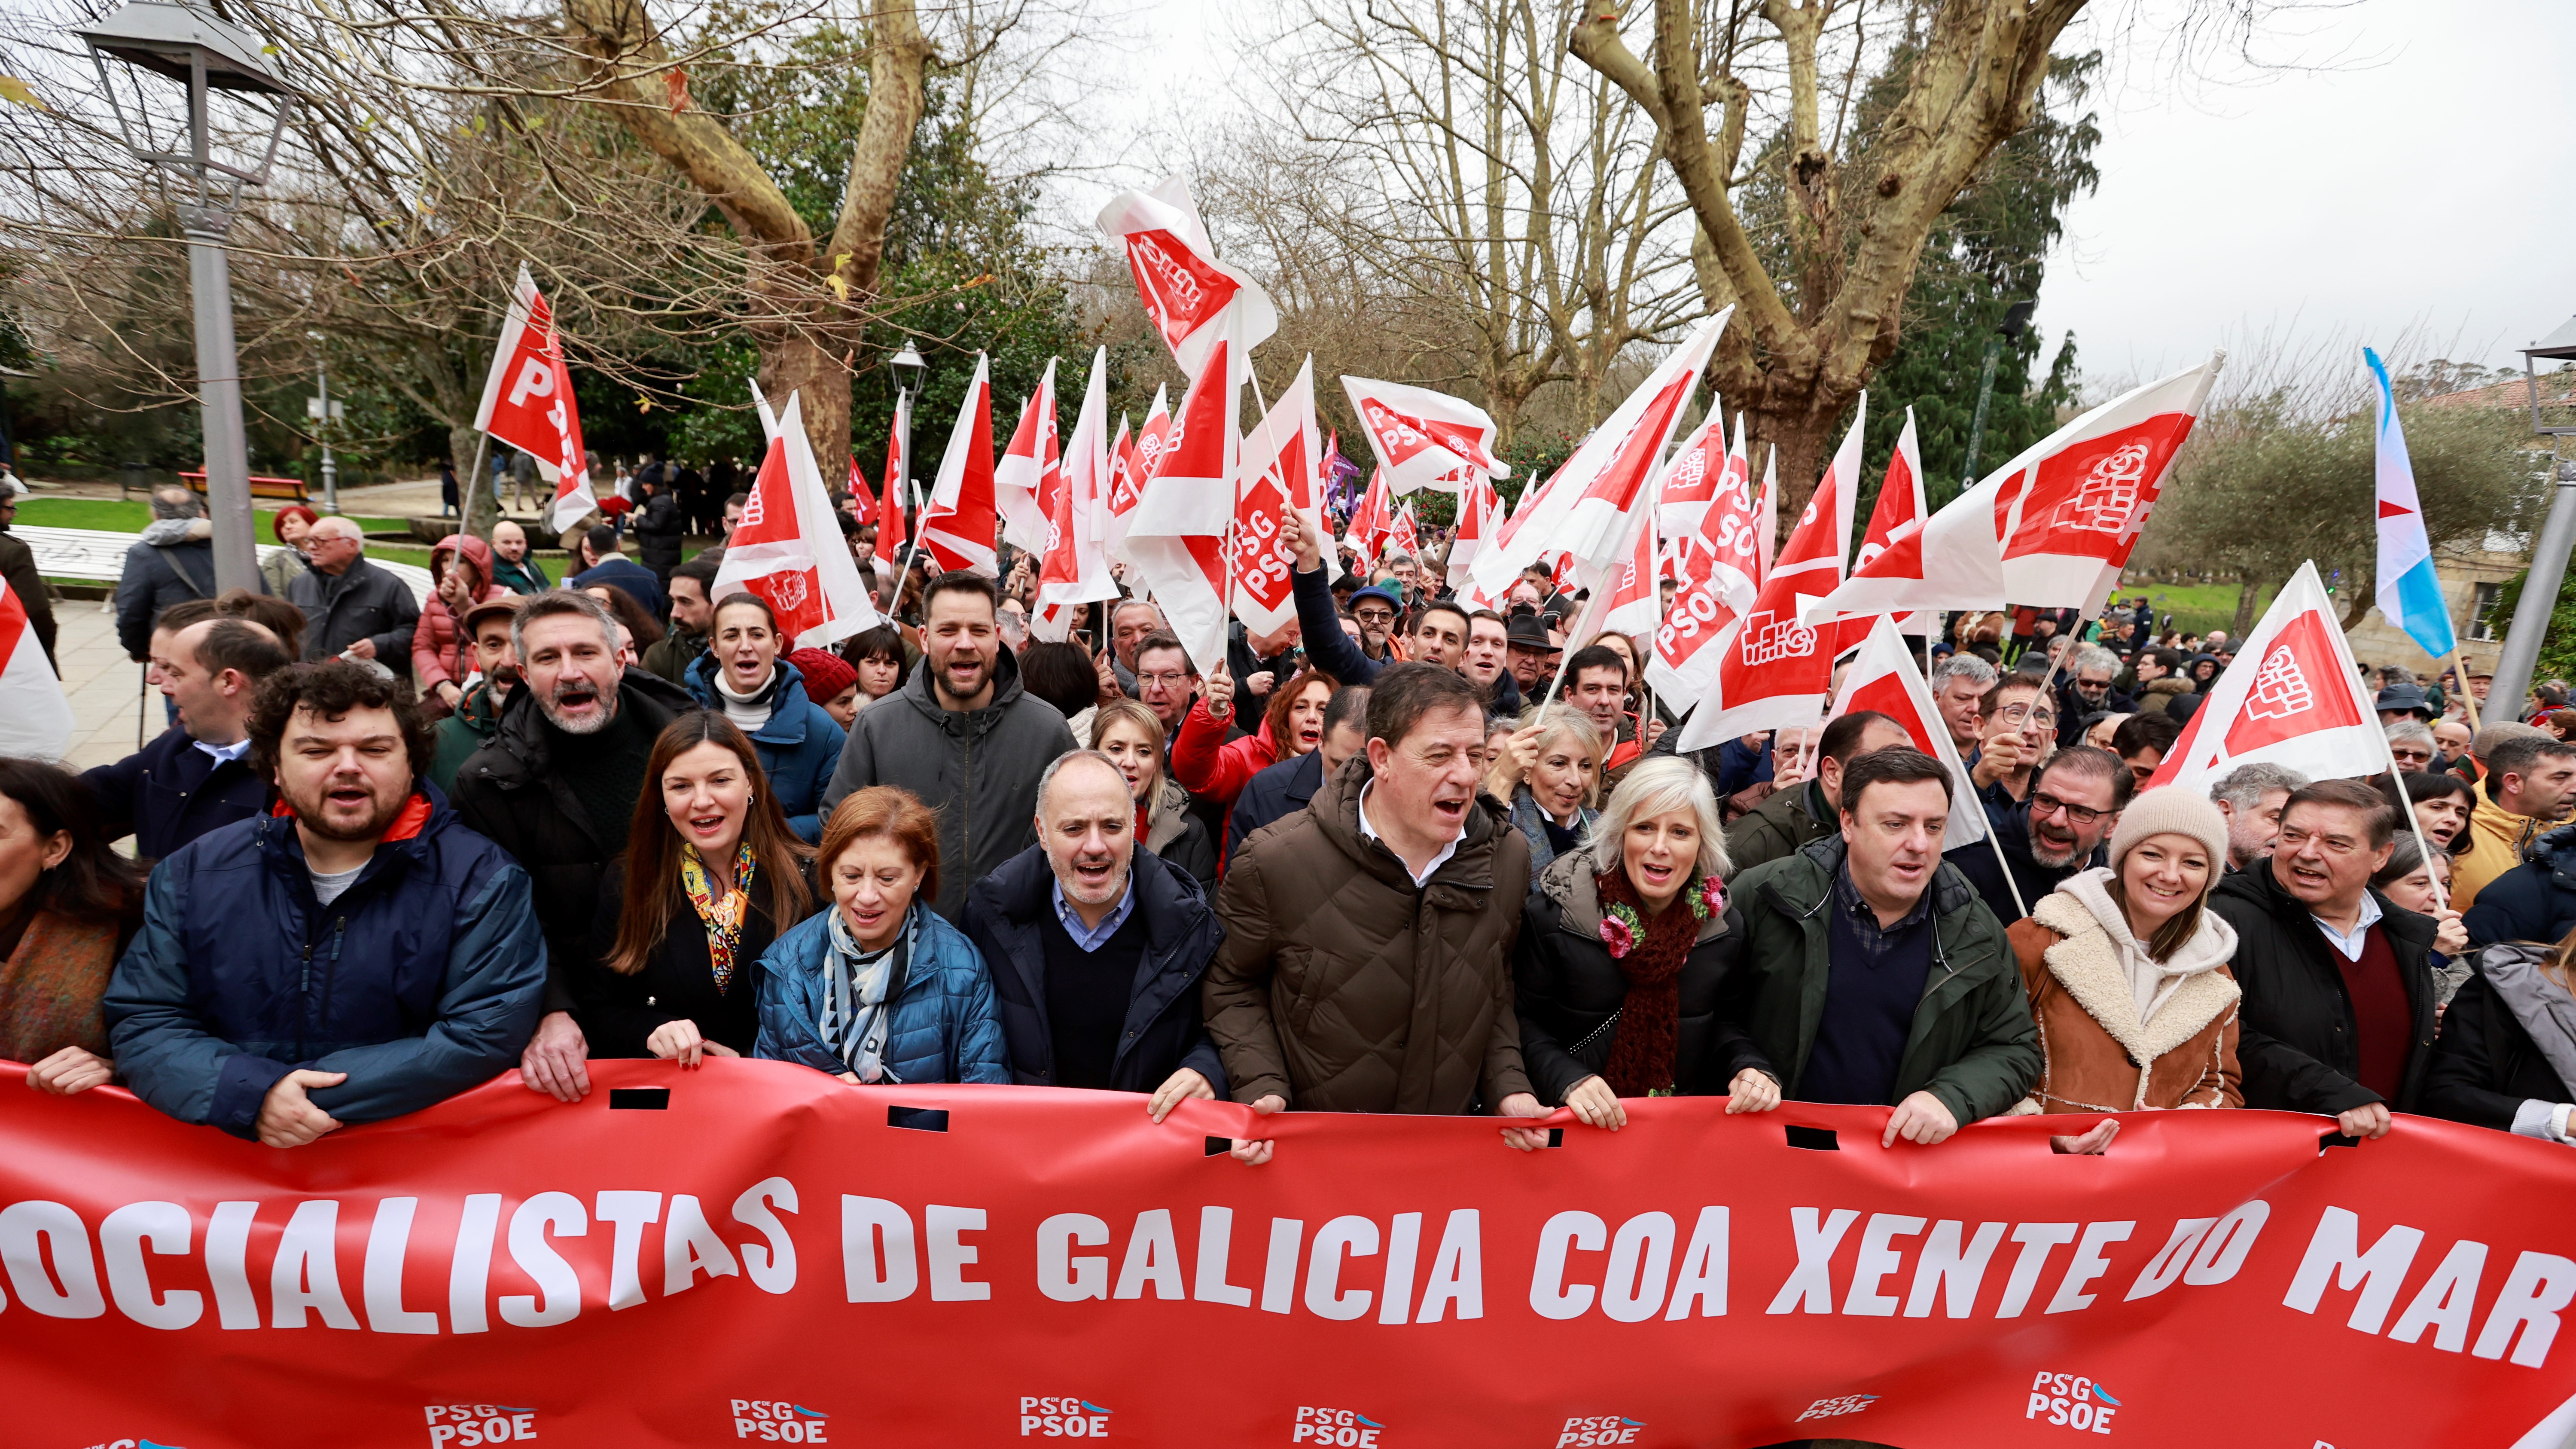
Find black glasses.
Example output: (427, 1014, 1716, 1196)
(2029, 791, 2107, 827)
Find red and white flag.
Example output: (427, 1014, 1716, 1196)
(920, 353, 999, 576)
(847, 455, 878, 529)
(1033, 348, 1121, 641)
(1096, 176, 1277, 380)
(1123, 340, 1240, 540)
(0, 577, 72, 760)
(1340, 377, 1511, 497)
(1824, 613, 1990, 851)
(1472, 308, 1730, 600)
(1671, 395, 1865, 749)
(1999, 357, 2219, 609)
(1387, 502, 1421, 561)
(713, 392, 882, 647)
(1806, 407, 2012, 625)
(1645, 428, 1763, 707)
(874, 390, 909, 582)
(1445, 471, 1505, 593)
(1344, 469, 1394, 573)
(1564, 501, 1661, 648)
(995, 358, 1060, 555)
(1225, 356, 1331, 638)
(1806, 406, 1932, 650)
(1101, 387, 1168, 565)
(472, 263, 595, 535)
(2144, 561, 2379, 797)
(1655, 402, 1730, 575)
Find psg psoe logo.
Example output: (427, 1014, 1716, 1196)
(1290, 1406, 1387, 1445)
(731, 1400, 831, 1441)
(2025, 1373, 2122, 1434)
(1019, 1397, 1111, 1438)
(1555, 1414, 1646, 1445)
(422, 1403, 538, 1446)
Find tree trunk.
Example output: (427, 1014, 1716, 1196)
(453, 422, 496, 542)
(1746, 407, 1832, 552)
(2232, 570, 2265, 635)
(762, 333, 846, 472)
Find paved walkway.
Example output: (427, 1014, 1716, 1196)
(50, 598, 161, 773)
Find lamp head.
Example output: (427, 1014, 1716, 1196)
(76, 1, 290, 95)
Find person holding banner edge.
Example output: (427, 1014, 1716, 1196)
(1724, 747, 2041, 1147)
(1512, 756, 1782, 1126)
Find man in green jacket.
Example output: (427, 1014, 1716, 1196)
(1726, 747, 2040, 1148)
(429, 598, 520, 795)
(1722, 710, 1912, 872)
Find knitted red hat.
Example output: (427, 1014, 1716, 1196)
(788, 647, 858, 705)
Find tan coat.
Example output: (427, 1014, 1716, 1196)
(2006, 891, 2244, 1113)
(1204, 755, 1533, 1113)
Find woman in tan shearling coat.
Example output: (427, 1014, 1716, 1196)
(2006, 787, 2245, 1152)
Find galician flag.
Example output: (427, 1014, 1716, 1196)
(2367, 346, 2456, 659)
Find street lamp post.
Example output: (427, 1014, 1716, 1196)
(74, 2, 294, 594)
(2487, 314, 2576, 718)
(1959, 300, 2037, 499)
(887, 337, 928, 603)
(306, 331, 341, 515)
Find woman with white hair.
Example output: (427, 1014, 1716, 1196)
(1512, 755, 1783, 1129)
(1488, 703, 1606, 886)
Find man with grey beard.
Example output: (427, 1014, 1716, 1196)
(1944, 745, 2130, 924)
(451, 589, 695, 1104)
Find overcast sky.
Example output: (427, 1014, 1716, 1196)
(1101, 0, 2576, 388)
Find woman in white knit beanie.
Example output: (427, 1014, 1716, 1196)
(2006, 785, 2245, 1153)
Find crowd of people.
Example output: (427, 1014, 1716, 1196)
(9, 485, 2575, 1173)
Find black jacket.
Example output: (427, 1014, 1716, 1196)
(1227, 748, 1326, 866)
(2422, 947, 2576, 1133)
(287, 556, 420, 664)
(576, 858, 800, 1058)
(113, 526, 218, 660)
(81, 727, 271, 864)
(961, 844, 1228, 1095)
(2209, 859, 2440, 1115)
(449, 668, 697, 1014)
(2463, 821, 2576, 949)
(630, 489, 686, 573)
(1943, 802, 2103, 925)
(1512, 853, 1769, 1104)
(1290, 562, 1385, 686)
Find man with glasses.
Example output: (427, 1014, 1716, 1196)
(2212, 778, 2438, 1139)
(2055, 644, 2135, 748)
(1132, 635, 1209, 744)
(1347, 587, 1401, 663)
(1969, 676, 2056, 811)
(1947, 746, 2130, 924)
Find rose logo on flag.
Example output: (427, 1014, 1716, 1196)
(2060, 442, 2152, 535)
(2242, 643, 2317, 721)
(738, 487, 768, 530)
(771, 570, 810, 614)
(1739, 609, 1817, 667)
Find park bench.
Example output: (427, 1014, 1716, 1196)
(178, 469, 311, 503)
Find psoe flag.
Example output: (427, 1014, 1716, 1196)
(1823, 614, 1988, 852)
(2143, 560, 2381, 798)
(2367, 347, 2456, 660)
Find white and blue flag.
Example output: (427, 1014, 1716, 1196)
(2366, 347, 2456, 659)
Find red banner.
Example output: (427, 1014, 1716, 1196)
(6, 1059, 2573, 1448)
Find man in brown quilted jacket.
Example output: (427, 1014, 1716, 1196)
(1205, 663, 1549, 1163)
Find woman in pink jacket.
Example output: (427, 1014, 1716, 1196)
(1171, 666, 1335, 814)
(412, 532, 507, 716)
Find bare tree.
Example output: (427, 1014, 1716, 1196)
(1569, 0, 2095, 513)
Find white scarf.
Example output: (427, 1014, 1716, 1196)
(2056, 866, 2238, 1025)
(714, 665, 775, 733)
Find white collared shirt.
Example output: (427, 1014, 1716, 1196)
(2311, 890, 2384, 962)
(192, 736, 251, 766)
(1357, 781, 1460, 888)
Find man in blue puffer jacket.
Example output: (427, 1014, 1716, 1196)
(106, 660, 546, 1146)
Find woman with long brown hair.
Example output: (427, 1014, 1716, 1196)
(1171, 665, 1335, 814)
(576, 711, 814, 1063)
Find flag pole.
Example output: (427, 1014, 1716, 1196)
(465, 434, 489, 540)
(2373, 709, 2451, 913)
(2450, 646, 2484, 732)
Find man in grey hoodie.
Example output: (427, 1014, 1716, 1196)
(114, 486, 224, 661)
(821, 571, 1076, 920)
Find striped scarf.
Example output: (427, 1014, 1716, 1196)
(820, 903, 913, 1083)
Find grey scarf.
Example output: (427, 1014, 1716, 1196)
(821, 904, 913, 1083)
(2481, 943, 2576, 1098)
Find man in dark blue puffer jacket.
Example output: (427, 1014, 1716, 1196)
(106, 660, 546, 1146)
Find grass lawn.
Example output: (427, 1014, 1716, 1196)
(11, 496, 613, 577)
(2113, 578, 2280, 640)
